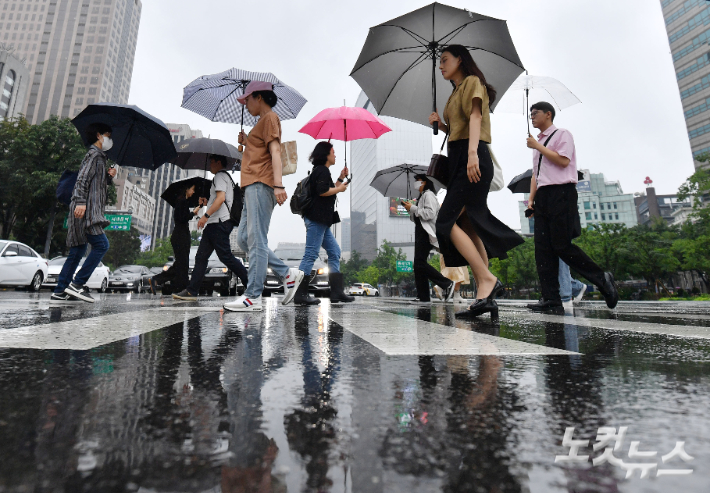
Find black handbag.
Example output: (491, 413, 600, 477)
(427, 128, 449, 185)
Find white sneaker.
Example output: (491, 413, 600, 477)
(453, 292, 464, 303)
(433, 286, 444, 300)
(281, 268, 305, 305)
(573, 284, 587, 304)
(224, 295, 262, 312)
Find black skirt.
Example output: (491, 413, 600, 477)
(435, 139, 524, 267)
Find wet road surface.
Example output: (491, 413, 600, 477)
(0, 291, 709, 492)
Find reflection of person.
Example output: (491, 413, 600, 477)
(52, 123, 117, 303)
(525, 101, 618, 313)
(149, 184, 205, 295)
(404, 174, 454, 303)
(285, 142, 354, 306)
(173, 155, 249, 301)
(225, 81, 300, 312)
(429, 45, 524, 318)
(434, 255, 469, 303)
(559, 259, 586, 304)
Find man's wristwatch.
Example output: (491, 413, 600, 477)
(204, 212, 210, 219)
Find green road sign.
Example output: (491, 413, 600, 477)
(63, 213, 132, 231)
(396, 260, 413, 273)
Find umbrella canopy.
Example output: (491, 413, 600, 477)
(298, 106, 392, 171)
(507, 169, 585, 194)
(351, 2, 524, 134)
(370, 164, 444, 200)
(160, 176, 212, 208)
(173, 138, 242, 171)
(72, 103, 177, 170)
(181, 68, 307, 129)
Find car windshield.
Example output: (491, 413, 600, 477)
(189, 246, 219, 261)
(49, 257, 92, 266)
(0, 241, 6, 250)
(275, 248, 306, 261)
(115, 265, 143, 273)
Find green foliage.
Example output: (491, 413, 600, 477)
(191, 230, 201, 246)
(428, 253, 441, 272)
(103, 228, 141, 270)
(677, 166, 710, 207)
(341, 250, 370, 286)
(371, 240, 412, 285)
(489, 237, 538, 294)
(135, 237, 174, 268)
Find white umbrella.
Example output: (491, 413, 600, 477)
(495, 73, 581, 134)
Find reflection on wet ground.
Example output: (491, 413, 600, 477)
(0, 292, 709, 492)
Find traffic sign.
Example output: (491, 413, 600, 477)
(396, 260, 413, 273)
(63, 213, 132, 231)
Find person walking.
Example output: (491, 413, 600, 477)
(172, 155, 249, 301)
(284, 142, 355, 305)
(525, 101, 618, 312)
(148, 183, 205, 295)
(224, 81, 300, 312)
(558, 259, 587, 307)
(404, 174, 455, 303)
(51, 123, 117, 303)
(429, 45, 524, 318)
(434, 256, 470, 303)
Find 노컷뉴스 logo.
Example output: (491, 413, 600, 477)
(555, 427, 694, 479)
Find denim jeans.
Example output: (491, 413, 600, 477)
(237, 182, 290, 298)
(299, 217, 341, 274)
(187, 221, 249, 296)
(54, 233, 110, 293)
(559, 259, 586, 302)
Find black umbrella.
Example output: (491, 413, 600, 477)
(370, 164, 444, 200)
(173, 137, 243, 171)
(160, 176, 212, 208)
(351, 2, 524, 135)
(507, 169, 585, 194)
(72, 103, 177, 169)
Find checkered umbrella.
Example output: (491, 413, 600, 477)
(181, 68, 308, 129)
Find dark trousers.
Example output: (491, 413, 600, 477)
(534, 184, 606, 303)
(187, 221, 248, 295)
(54, 233, 109, 293)
(152, 226, 191, 293)
(414, 222, 452, 301)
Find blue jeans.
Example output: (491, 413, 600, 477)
(299, 217, 341, 274)
(237, 182, 290, 298)
(559, 259, 586, 302)
(54, 233, 110, 293)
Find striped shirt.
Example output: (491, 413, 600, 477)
(66, 146, 111, 247)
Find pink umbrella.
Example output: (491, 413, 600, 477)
(298, 106, 392, 175)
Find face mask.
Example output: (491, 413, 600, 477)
(101, 135, 113, 151)
(415, 181, 424, 189)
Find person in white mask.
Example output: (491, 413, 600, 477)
(52, 123, 117, 303)
(403, 174, 455, 303)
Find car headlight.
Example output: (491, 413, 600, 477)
(317, 267, 329, 275)
(163, 265, 169, 271)
(222, 267, 228, 273)
(267, 268, 273, 274)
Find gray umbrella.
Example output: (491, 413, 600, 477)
(351, 2, 524, 134)
(370, 164, 444, 200)
(173, 137, 242, 171)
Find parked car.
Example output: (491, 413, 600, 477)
(108, 265, 152, 292)
(349, 283, 379, 297)
(159, 246, 244, 296)
(42, 256, 110, 293)
(0, 240, 48, 292)
(262, 245, 329, 297)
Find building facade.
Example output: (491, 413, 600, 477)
(129, 123, 204, 249)
(349, 91, 433, 262)
(0, 45, 29, 119)
(634, 186, 692, 226)
(0, 0, 142, 123)
(109, 166, 155, 235)
(519, 170, 638, 235)
(660, 0, 710, 163)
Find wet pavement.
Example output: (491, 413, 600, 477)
(0, 292, 709, 493)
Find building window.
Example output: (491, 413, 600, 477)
(615, 213, 619, 220)
(0, 70, 16, 119)
(594, 213, 598, 220)
(613, 202, 617, 209)
(584, 201, 590, 210)
(585, 212, 592, 220)
(600, 203, 604, 210)
(592, 202, 596, 209)
(601, 213, 606, 221)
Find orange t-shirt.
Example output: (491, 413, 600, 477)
(241, 112, 282, 189)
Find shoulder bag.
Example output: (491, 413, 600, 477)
(427, 128, 449, 186)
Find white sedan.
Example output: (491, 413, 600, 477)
(0, 240, 49, 292)
(349, 283, 380, 297)
(42, 256, 111, 293)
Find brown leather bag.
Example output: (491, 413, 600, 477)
(427, 129, 449, 186)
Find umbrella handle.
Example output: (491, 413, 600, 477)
(432, 55, 438, 136)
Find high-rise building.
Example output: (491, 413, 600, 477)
(109, 166, 155, 235)
(0, 0, 142, 123)
(130, 123, 203, 249)
(634, 186, 692, 226)
(0, 45, 29, 120)
(518, 170, 638, 235)
(660, 0, 710, 164)
(350, 91, 433, 262)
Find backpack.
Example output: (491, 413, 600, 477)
(290, 172, 313, 216)
(215, 170, 243, 227)
(56, 170, 78, 205)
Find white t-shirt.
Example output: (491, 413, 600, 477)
(206, 171, 233, 225)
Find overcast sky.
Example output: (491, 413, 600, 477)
(129, 0, 692, 249)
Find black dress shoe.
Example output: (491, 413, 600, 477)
(600, 272, 619, 309)
(480, 279, 504, 301)
(456, 299, 498, 318)
(528, 299, 564, 314)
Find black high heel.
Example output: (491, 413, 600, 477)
(456, 299, 498, 318)
(477, 279, 504, 302)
